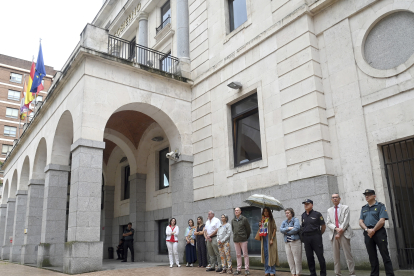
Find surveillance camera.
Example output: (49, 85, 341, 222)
(166, 151, 180, 161)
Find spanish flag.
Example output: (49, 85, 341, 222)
(24, 62, 36, 107)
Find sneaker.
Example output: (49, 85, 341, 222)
(170, 264, 173, 268)
(186, 263, 189, 267)
(190, 263, 193, 267)
(233, 270, 241, 275)
(244, 270, 250, 275)
(207, 267, 216, 271)
(216, 268, 223, 273)
(227, 268, 233, 274)
(207, 264, 212, 269)
(177, 264, 181, 267)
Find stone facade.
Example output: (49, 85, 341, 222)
(0, 0, 413, 273)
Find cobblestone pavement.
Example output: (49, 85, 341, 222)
(0, 261, 293, 276)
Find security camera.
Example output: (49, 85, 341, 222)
(166, 151, 180, 161)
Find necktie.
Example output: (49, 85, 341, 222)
(335, 206, 339, 228)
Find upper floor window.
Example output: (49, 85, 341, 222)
(2, 144, 13, 155)
(10, 73, 22, 83)
(8, 90, 20, 101)
(159, 147, 170, 189)
(161, 1, 171, 23)
(231, 93, 262, 166)
(4, 126, 17, 137)
(122, 165, 130, 200)
(228, 0, 247, 32)
(6, 107, 19, 119)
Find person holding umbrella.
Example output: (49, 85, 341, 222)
(259, 207, 279, 276)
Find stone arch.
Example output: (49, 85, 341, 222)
(9, 170, 18, 199)
(1, 180, 9, 204)
(51, 110, 74, 166)
(32, 138, 47, 180)
(18, 156, 30, 191)
(104, 129, 137, 174)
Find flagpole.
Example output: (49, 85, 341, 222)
(18, 73, 26, 138)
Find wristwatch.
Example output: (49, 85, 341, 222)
(364, 228, 368, 232)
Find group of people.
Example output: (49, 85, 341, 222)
(164, 188, 395, 276)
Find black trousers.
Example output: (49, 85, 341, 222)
(303, 233, 326, 276)
(364, 227, 395, 276)
(123, 239, 134, 262)
(196, 238, 208, 267)
(116, 248, 124, 259)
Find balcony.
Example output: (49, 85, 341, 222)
(156, 16, 171, 34)
(108, 35, 179, 76)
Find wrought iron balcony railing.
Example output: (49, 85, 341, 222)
(108, 35, 179, 76)
(156, 16, 171, 34)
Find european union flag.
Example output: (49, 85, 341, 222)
(30, 43, 46, 93)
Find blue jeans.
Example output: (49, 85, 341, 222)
(263, 235, 276, 274)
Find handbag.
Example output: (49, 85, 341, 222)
(254, 229, 261, 241)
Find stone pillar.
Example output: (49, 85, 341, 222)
(176, 0, 191, 78)
(129, 173, 146, 261)
(10, 190, 28, 263)
(63, 139, 104, 274)
(102, 186, 114, 259)
(21, 179, 45, 264)
(170, 155, 193, 263)
(0, 204, 7, 258)
(37, 164, 70, 267)
(137, 12, 148, 47)
(1, 198, 16, 260)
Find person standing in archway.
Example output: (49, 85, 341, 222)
(122, 222, 134, 262)
(166, 218, 181, 268)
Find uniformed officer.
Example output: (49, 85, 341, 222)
(122, 222, 135, 262)
(301, 199, 326, 276)
(359, 189, 395, 276)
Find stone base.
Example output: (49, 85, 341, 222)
(37, 243, 64, 267)
(9, 244, 22, 263)
(21, 244, 38, 264)
(63, 241, 103, 274)
(1, 245, 10, 260)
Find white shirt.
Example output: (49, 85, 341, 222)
(205, 217, 221, 236)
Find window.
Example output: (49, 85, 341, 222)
(6, 108, 19, 119)
(158, 219, 169, 254)
(231, 93, 262, 166)
(228, 0, 247, 32)
(241, 206, 261, 255)
(161, 1, 171, 23)
(8, 90, 20, 101)
(10, 73, 22, 83)
(4, 126, 17, 137)
(160, 52, 172, 72)
(2, 144, 13, 155)
(159, 147, 170, 189)
(122, 165, 130, 200)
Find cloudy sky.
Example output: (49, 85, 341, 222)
(0, 0, 103, 70)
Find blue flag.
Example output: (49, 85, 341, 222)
(30, 43, 46, 93)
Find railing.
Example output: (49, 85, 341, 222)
(108, 35, 179, 76)
(156, 16, 171, 34)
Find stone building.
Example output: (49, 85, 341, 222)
(0, 0, 413, 274)
(0, 55, 55, 180)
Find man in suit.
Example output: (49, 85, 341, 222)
(326, 193, 355, 276)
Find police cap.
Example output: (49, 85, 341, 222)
(363, 189, 375, 195)
(302, 199, 313, 204)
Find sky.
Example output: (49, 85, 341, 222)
(0, 0, 104, 71)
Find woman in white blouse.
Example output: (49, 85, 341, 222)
(166, 218, 181, 268)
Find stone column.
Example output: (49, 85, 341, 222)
(176, 0, 191, 78)
(37, 164, 70, 268)
(129, 173, 146, 261)
(21, 179, 45, 264)
(1, 198, 16, 260)
(63, 139, 104, 274)
(102, 186, 114, 259)
(170, 155, 193, 263)
(10, 190, 28, 263)
(0, 204, 7, 258)
(137, 12, 149, 65)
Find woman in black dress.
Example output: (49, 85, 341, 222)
(195, 216, 208, 267)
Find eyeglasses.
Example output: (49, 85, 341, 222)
(331, 196, 339, 199)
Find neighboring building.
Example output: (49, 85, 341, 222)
(0, 55, 55, 180)
(0, 0, 414, 274)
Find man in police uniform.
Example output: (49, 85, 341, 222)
(122, 222, 135, 262)
(359, 189, 395, 276)
(301, 199, 326, 276)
